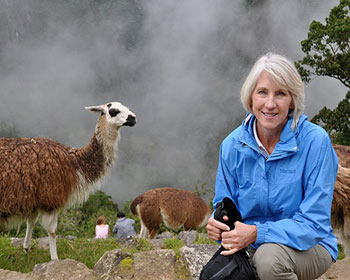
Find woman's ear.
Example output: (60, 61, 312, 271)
(289, 100, 295, 110)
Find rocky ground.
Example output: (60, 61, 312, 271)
(1, 231, 349, 280)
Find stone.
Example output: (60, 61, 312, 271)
(149, 238, 163, 250)
(65, 235, 76, 241)
(31, 259, 96, 280)
(0, 269, 32, 280)
(178, 231, 197, 246)
(317, 257, 350, 280)
(156, 232, 174, 240)
(10, 237, 24, 248)
(36, 237, 50, 250)
(94, 248, 131, 279)
(2, 236, 350, 280)
(179, 244, 219, 280)
(133, 249, 176, 280)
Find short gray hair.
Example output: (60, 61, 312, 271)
(240, 53, 304, 130)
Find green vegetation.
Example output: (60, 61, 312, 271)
(194, 233, 218, 245)
(311, 91, 350, 145)
(1, 190, 121, 239)
(122, 237, 153, 255)
(175, 259, 192, 280)
(57, 190, 119, 238)
(117, 256, 134, 276)
(0, 185, 212, 246)
(338, 244, 346, 260)
(162, 238, 184, 258)
(0, 236, 119, 273)
(120, 257, 133, 269)
(295, 0, 350, 87)
(296, 0, 350, 144)
(194, 182, 214, 210)
(0, 235, 157, 273)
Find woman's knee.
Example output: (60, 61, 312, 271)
(253, 243, 296, 280)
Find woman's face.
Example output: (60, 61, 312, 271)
(251, 71, 293, 137)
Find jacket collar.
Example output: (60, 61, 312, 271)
(239, 113, 307, 160)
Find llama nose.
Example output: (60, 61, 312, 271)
(124, 115, 136, 126)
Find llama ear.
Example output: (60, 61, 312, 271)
(85, 105, 106, 113)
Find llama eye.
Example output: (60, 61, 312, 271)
(109, 108, 120, 117)
(107, 103, 112, 108)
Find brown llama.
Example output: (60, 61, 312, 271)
(332, 165, 350, 256)
(130, 187, 212, 239)
(0, 102, 136, 260)
(332, 144, 350, 256)
(333, 144, 350, 168)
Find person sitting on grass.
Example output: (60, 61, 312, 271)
(95, 216, 110, 239)
(113, 212, 136, 239)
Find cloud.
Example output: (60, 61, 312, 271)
(0, 0, 345, 207)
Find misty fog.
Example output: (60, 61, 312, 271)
(0, 0, 347, 207)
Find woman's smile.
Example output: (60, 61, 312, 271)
(252, 71, 293, 138)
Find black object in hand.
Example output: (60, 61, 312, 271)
(200, 197, 256, 280)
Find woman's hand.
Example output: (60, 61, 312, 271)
(220, 221, 257, 256)
(206, 217, 230, 241)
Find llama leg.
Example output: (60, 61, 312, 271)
(139, 205, 161, 239)
(16, 223, 22, 236)
(42, 211, 59, 260)
(139, 220, 148, 238)
(23, 213, 38, 253)
(344, 215, 350, 257)
(148, 228, 159, 239)
(139, 215, 159, 239)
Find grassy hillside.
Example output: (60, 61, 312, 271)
(0, 236, 153, 273)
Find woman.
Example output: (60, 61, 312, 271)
(206, 53, 338, 280)
(95, 216, 110, 239)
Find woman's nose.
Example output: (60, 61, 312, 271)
(265, 95, 276, 109)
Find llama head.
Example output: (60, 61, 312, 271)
(85, 102, 136, 128)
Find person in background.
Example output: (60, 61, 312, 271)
(113, 212, 136, 239)
(95, 216, 110, 239)
(206, 53, 338, 280)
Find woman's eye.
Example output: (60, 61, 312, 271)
(258, 90, 266, 94)
(277, 91, 286, 96)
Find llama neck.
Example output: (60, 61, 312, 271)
(73, 114, 120, 183)
(95, 114, 120, 166)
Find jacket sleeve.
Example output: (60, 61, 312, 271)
(212, 143, 238, 213)
(255, 134, 338, 250)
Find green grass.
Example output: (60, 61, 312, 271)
(338, 244, 345, 260)
(1, 235, 344, 275)
(0, 236, 157, 273)
(120, 237, 153, 255)
(194, 233, 218, 245)
(162, 238, 184, 258)
(0, 237, 119, 273)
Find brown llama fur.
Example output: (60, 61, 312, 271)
(131, 187, 212, 239)
(333, 144, 350, 168)
(0, 102, 136, 260)
(332, 144, 350, 256)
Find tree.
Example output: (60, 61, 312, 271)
(295, 0, 350, 87)
(57, 190, 120, 237)
(295, 0, 350, 144)
(311, 91, 350, 145)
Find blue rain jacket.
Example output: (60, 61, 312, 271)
(213, 113, 338, 260)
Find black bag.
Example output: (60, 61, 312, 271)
(199, 197, 256, 280)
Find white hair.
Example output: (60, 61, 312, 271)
(240, 53, 304, 130)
